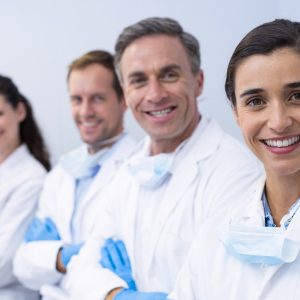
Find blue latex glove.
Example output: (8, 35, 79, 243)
(25, 217, 61, 242)
(113, 289, 168, 300)
(100, 238, 136, 290)
(61, 242, 84, 268)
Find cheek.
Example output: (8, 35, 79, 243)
(239, 121, 257, 145)
(70, 105, 79, 118)
(125, 92, 140, 111)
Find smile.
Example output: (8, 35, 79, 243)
(262, 135, 300, 148)
(147, 107, 174, 117)
(79, 121, 100, 128)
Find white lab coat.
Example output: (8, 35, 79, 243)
(169, 175, 300, 300)
(64, 118, 263, 300)
(0, 144, 46, 300)
(13, 134, 136, 295)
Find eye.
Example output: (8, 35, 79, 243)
(289, 92, 300, 102)
(247, 97, 265, 107)
(71, 96, 81, 104)
(161, 70, 179, 82)
(129, 76, 147, 87)
(94, 95, 105, 102)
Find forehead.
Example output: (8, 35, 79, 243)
(68, 64, 114, 91)
(120, 34, 191, 77)
(235, 48, 300, 93)
(0, 94, 9, 107)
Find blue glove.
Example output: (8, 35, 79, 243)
(25, 217, 61, 242)
(61, 242, 84, 268)
(113, 289, 168, 300)
(100, 238, 136, 290)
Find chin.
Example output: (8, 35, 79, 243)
(265, 162, 300, 177)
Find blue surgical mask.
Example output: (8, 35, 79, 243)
(128, 153, 173, 189)
(61, 147, 107, 179)
(218, 225, 300, 265)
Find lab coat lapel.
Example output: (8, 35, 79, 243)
(58, 177, 76, 241)
(141, 154, 200, 274)
(144, 119, 224, 272)
(228, 176, 266, 227)
(123, 180, 141, 271)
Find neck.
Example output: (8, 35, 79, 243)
(88, 131, 124, 154)
(0, 141, 20, 164)
(265, 171, 300, 226)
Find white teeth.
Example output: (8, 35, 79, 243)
(264, 136, 300, 147)
(149, 108, 172, 117)
(81, 122, 97, 127)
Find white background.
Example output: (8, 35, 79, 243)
(0, 0, 299, 163)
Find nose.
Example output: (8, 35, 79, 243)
(267, 103, 292, 133)
(79, 99, 94, 117)
(146, 79, 168, 103)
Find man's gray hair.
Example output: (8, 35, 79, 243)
(115, 17, 201, 80)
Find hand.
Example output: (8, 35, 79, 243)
(25, 217, 61, 242)
(113, 289, 168, 300)
(100, 238, 136, 290)
(61, 242, 84, 268)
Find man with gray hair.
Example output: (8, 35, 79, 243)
(64, 17, 261, 300)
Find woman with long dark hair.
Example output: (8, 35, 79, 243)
(0, 74, 50, 299)
(170, 19, 300, 300)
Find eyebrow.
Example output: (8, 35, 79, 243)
(285, 82, 300, 89)
(239, 81, 300, 98)
(239, 88, 264, 98)
(127, 64, 181, 79)
(128, 71, 145, 79)
(160, 64, 181, 73)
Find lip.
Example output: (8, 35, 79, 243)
(144, 105, 177, 123)
(78, 119, 102, 133)
(260, 134, 300, 155)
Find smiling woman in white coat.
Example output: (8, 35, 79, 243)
(0, 75, 49, 300)
(169, 19, 300, 300)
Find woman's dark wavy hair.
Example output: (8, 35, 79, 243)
(225, 19, 300, 107)
(0, 75, 50, 171)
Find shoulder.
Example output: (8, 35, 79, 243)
(201, 119, 261, 170)
(107, 133, 138, 164)
(105, 138, 147, 187)
(9, 145, 46, 181)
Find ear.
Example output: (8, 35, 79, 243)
(16, 102, 26, 122)
(194, 69, 204, 97)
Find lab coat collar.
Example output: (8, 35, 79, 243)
(227, 175, 266, 227)
(60, 145, 107, 179)
(75, 134, 136, 213)
(131, 117, 220, 163)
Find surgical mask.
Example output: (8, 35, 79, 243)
(218, 225, 300, 265)
(128, 153, 174, 189)
(61, 147, 107, 179)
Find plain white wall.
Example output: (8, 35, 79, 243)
(0, 0, 297, 163)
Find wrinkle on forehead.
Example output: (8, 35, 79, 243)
(120, 35, 191, 79)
